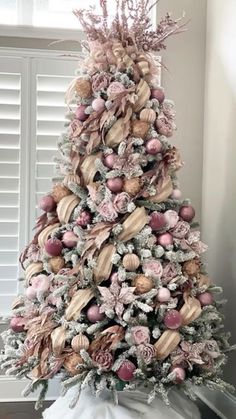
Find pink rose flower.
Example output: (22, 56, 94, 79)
(92, 72, 111, 93)
(155, 116, 174, 137)
(137, 344, 156, 364)
(131, 326, 150, 345)
(97, 200, 118, 222)
(142, 260, 163, 279)
(113, 192, 131, 213)
(92, 350, 113, 370)
(161, 262, 178, 284)
(171, 221, 190, 238)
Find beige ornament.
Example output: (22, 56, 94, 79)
(134, 274, 153, 294)
(132, 120, 149, 139)
(137, 61, 150, 76)
(118, 207, 148, 242)
(25, 262, 43, 284)
(149, 176, 173, 203)
(154, 330, 181, 360)
(123, 177, 141, 197)
(93, 244, 116, 283)
(71, 333, 90, 353)
(183, 259, 200, 277)
(197, 274, 212, 288)
(75, 79, 92, 98)
(52, 183, 71, 203)
(65, 288, 94, 321)
(80, 152, 102, 185)
(57, 194, 80, 224)
(38, 223, 60, 249)
(105, 118, 127, 148)
(63, 352, 83, 376)
(49, 256, 65, 274)
(51, 326, 67, 356)
(122, 253, 140, 271)
(140, 108, 156, 124)
(133, 79, 151, 112)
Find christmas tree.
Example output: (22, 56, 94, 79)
(0, 0, 233, 410)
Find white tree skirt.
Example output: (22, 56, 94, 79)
(42, 386, 201, 419)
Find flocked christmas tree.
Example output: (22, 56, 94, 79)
(0, 0, 234, 410)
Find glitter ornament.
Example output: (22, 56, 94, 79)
(75, 104, 89, 121)
(134, 275, 153, 294)
(45, 238, 63, 257)
(171, 188, 182, 199)
(75, 79, 92, 98)
(197, 292, 214, 306)
(139, 108, 156, 123)
(52, 184, 71, 203)
(76, 210, 92, 227)
(39, 195, 56, 212)
(149, 211, 166, 231)
(107, 177, 123, 192)
(151, 87, 165, 103)
(157, 232, 173, 247)
(10, 316, 25, 333)
(132, 119, 149, 138)
(164, 310, 182, 329)
(157, 287, 171, 303)
(123, 177, 141, 196)
(92, 97, 105, 112)
(145, 138, 162, 155)
(122, 253, 140, 271)
(170, 366, 186, 383)
(179, 205, 195, 222)
(103, 153, 116, 169)
(62, 231, 78, 248)
(87, 305, 105, 323)
(117, 360, 136, 381)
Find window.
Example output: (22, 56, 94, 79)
(0, 50, 78, 316)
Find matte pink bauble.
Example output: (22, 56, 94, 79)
(26, 286, 37, 300)
(157, 287, 171, 303)
(107, 177, 123, 193)
(197, 292, 214, 306)
(157, 232, 173, 247)
(10, 316, 25, 333)
(145, 138, 162, 155)
(45, 238, 63, 256)
(62, 231, 78, 248)
(31, 274, 50, 293)
(75, 105, 88, 122)
(76, 210, 92, 227)
(151, 88, 165, 103)
(149, 212, 166, 231)
(170, 366, 186, 384)
(164, 210, 179, 229)
(87, 305, 104, 323)
(103, 153, 116, 169)
(92, 97, 105, 112)
(179, 205, 195, 222)
(117, 360, 136, 381)
(164, 310, 182, 329)
(171, 189, 182, 200)
(39, 195, 56, 213)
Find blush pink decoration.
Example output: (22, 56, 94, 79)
(149, 211, 166, 231)
(170, 366, 186, 383)
(76, 210, 92, 226)
(107, 81, 125, 96)
(106, 177, 123, 192)
(62, 231, 78, 248)
(87, 305, 105, 323)
(75, 105, 89, 122)
(157, 287, 171, 303)
(45, 238, 63, 256)
(39, 195, 56, 213)
(92, 97, 105, 112)
(179, 205, 195, 222)
(164, 210, 179, 229)
(117, 360, 136, 381)
(103, 153, 117, 168)
(164, 310, 182, 329)
(145, 138, 162, 155)
(10, 316, 25, 333)
(151, 88, 165, 103)
(131, 326, 150, 345)
(197, 292, 214, 306)
(157, 232, 173, 247)
(171, 188, 182, 199)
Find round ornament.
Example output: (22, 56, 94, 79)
(157, 232, 173, 247)
(139, 108, 156, 123)
(151, 87, 165, 103)
(123, 177, 141, 196)
(39, 195, 56, 213)
(117, 360, 136, 381)
(157, 287, 171, 303)
(45, 238, 63, 257)
(75, 79, 92, 98)
(103, 153, 116, 169)
(87, 305, 104, 323)
(197, 292, 214, 306)
(71, 333, 90, 352)
(149, 211, 166, 231)
(75, 104, 89, 122)
(171, 188, 182, 200)
(134, 275, 153, 294)
(62, 231, 78, 248)
(92, 97, 105, 112)
(164, 310, 182, 330)
(122, 253, 140, 271)
(107, 177, 123, 193)
(179, 205, 195, 222)
(132, 120, 149, 138)
(10, 316, 25, 333)
(164, 210, 179, 229)
(170, 366, 186, 383)
(31, 274, 50, 294)
(145, 138, 162, 155)
(26, 286, 36, 300)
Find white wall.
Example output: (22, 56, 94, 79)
(203, 0, 236, 386)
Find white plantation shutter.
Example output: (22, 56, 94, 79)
(0, 51, 78, 316)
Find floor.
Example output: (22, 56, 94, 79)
(0, 399, 221, 419)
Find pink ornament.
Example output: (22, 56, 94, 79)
(106, 177, 123, 193)
(151, 88, 165, 103)
(45, 238, 63, 256)
(157, 287, 171, 303)
(87, 305, 105, 323)
(10, 316, 25, 333)
(39, 195, 56, 213)
(164, 210, 179, 229)
(92, 97, 105, 112)
(107, 81, 125, 96)
(117, 360, 136, 381)
(157, 232, 173, 247)
(149, 212, 166, 231)
(179, 205, 195, 222)
(76, 210, 92, 227)
(171, 189, 182, 200)
(170, 366, 186, 383)
(103, 153, 116, 169)
(62, 231, 78, 248)
(145, 138, 162, 155)
(197, 292, 214, 306)
(164, 310, 182, 329)
(31, 274, 50, 293)
(26, 286, 37, 300)
(75, 105, 88, 122)
(142, 260, 163, 279)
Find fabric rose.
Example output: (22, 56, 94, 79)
(97, 200, 118, 221)
(92, 72, 111, 93)
(131, 326, 150, 345)
(171, 221, 190, 239)
(155, 115, 174, 137)
(161, 262, 178, 284)
(137, 344, 156, 364)
(142, 260, 163, 279)
(113, 192, 131, 213)
(92, 350, 113, 370)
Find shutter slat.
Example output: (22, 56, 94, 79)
(0, 265, 18, 280)
(0, 221, 18, 235)
(0, 251, 19, 264)
(0, 192, 19, 206)
(0, 134, 20, 148)
(0, 236, 18, 250)
(0, 149, 19, 162)
(0, 207, 18, 221)
(0, 163, 19, 177)
(0, 281, 18, 295)
(0, 178, 19, 191)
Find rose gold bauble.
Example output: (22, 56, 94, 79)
(134, 275, 153, 294)
(52, 183, 71, 203)
(49, 256, 65, 274)
(75, 79, 92, 98)
(132, 120, 149, 138)
(170, 366, 186, 383)
(122, 253, 140, 271)
(71, 333, 90, 353)
(123, 177, 141, 196)
(139, 108, 156, 123)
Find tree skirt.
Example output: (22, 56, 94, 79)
(42, 386, 201, 419)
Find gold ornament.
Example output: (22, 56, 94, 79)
(154, 330, 181, 360)
(52, 183, 71, 203)
(139, 108, 156, 124)
(57, 194, 80, 224)
(134, 274, 153, 294)
(183, 259, 201, 277)
(71, 333, 90, 353)
(63, 352, 83, 376)
(51, 326, 67, 356)
(49, 256, 65, 274)
(123, 177, 141, 196)
(75, 79, 92, 98)
(118, 207, 148, 242)
(122, 253, 140, 271)
(132, 120, 149, 139)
